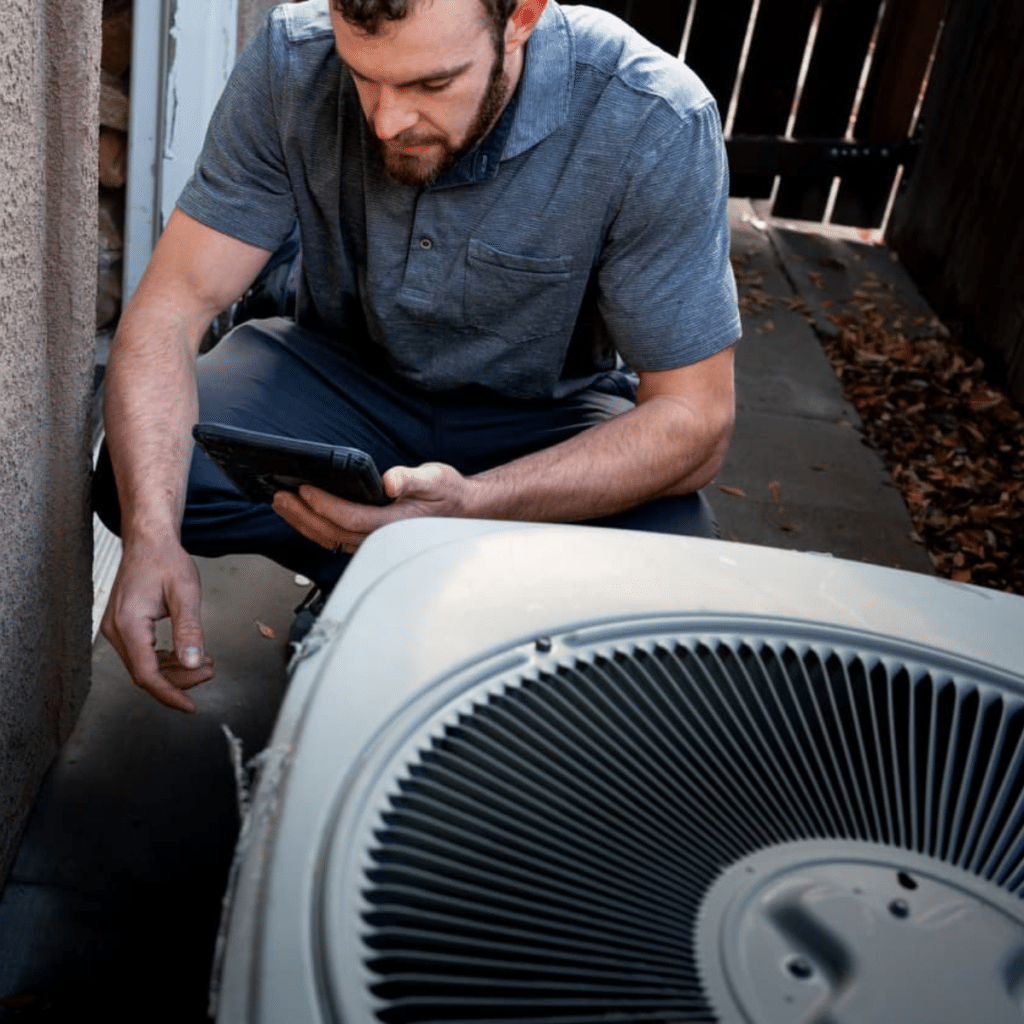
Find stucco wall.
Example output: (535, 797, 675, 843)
(0, 2, 100, 883)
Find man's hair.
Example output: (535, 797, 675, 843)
(334, 0, 519, 45)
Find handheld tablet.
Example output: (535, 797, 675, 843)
(192, 422, 391, 507)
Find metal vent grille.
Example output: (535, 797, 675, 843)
(359, 636, 1024, 1023)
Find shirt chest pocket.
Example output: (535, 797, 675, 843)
(464, 240, 575, 339)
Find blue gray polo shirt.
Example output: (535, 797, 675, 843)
(178, 0, 740, 400)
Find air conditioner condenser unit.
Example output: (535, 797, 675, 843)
(212, 519, 1024, 1024)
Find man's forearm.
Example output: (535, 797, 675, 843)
(272, 382, 733, 558)
(273, 349, 737, 552)
(464, 390, 734, 523)
(103, 210, 273, 543)
(103, 296, 205, 541)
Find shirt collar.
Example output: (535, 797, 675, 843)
(503, 0, 573, 161)
(430, 82, 521, 190)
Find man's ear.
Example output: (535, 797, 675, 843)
(504, 0, 548, 52)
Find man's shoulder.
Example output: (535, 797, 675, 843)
(246, 0, 340, 102)
(562, 3, 713, 121)
(268, 0, 335, 46)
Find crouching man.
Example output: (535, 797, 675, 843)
(95, 0, 740, 710)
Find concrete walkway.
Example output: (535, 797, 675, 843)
(0, 200, 935, 1021)
(0, 556, 299, 1022)
(716, 199, 932, 574)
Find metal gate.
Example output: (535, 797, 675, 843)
(590, 0, 948, 231)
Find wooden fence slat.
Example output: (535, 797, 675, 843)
(821, 165, 889, 230)
(773, 0, 885, 222)
(683, 0, 757, 119)
(857, 0, 948, 143)
(729, 0, 820, 199)
(831, 0, 948, 228)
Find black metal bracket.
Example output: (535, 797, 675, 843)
(726, 132, 923, 180)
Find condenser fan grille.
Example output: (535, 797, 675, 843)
(357, 635, 1024, 1023)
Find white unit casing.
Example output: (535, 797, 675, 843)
(211, 519, 1024, 1024)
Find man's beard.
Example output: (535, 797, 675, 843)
(374, 47, 510, 188)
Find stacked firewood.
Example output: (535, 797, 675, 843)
(97, 0, 131, 330)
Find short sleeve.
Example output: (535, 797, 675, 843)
(597, 97, 740, 371)
(175, 15, 297, 253)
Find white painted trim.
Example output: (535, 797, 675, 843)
(123, 0, 167, 304)
(160, 0, 238, 228)
(123, 0, 238, 305)
(92, 432, 122, 643)
(92, 515, 122, 643)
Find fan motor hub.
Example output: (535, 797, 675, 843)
(698, 840, 1024, 1024)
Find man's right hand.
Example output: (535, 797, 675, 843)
(101, 536, 214, 712)
(98, 211, 272, 712)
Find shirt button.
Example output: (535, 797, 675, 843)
(419, 237, 433, 250)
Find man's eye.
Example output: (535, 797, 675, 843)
(420, 80, 453, 93)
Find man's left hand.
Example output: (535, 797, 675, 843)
(272, 462, 471, 554)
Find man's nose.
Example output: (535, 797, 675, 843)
(371, 85, 418, 140)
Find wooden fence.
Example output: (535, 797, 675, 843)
(889, 0, 1024, 404)
(590, 0, 948, 231)
(595, 0, 1024, 404)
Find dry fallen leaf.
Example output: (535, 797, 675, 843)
(768, 480, 782, 504)
(854, 349, 889, 365)
(255, 619, 277, 640)
(969, 393, 1004, 412)
(719, 485, 747, 499)
(817, 299, 1023, 595)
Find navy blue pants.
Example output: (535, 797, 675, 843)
(94, 319, 718, 592)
